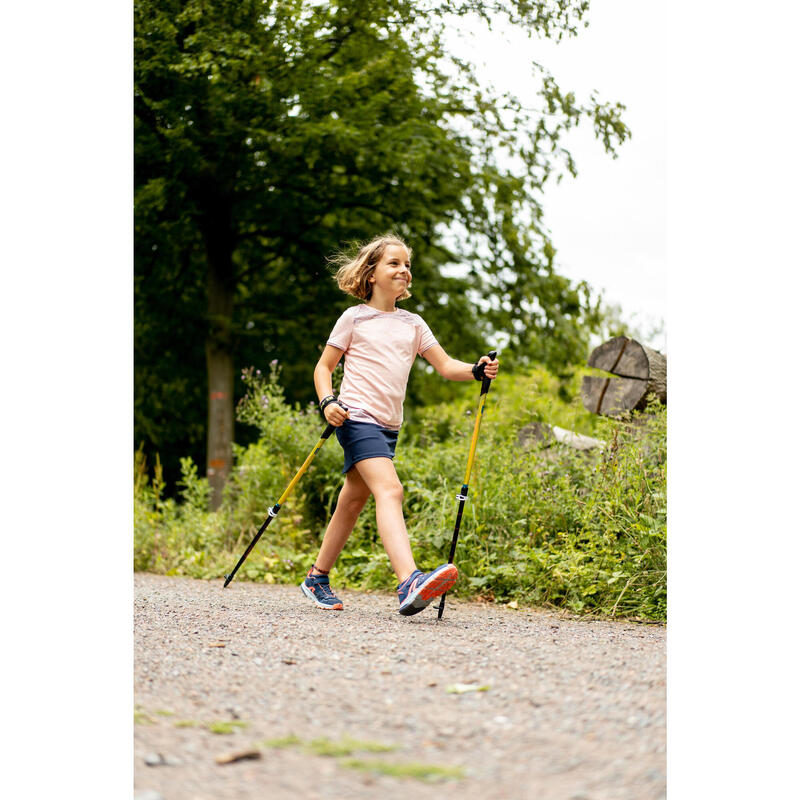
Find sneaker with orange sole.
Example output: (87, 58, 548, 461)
(300, 569, 344, 610)
(397, 563, 458, 616)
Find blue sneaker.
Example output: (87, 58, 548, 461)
(300, 568, 343, 610)
(397, 563, 458, 616)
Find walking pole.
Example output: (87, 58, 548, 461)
(223, 417, 340, 588)
(437, 351, 497, 620)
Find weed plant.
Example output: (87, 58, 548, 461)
(134, 364, 666, 620)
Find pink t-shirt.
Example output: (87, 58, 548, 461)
(327, 304, 438, 429)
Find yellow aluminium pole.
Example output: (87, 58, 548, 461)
(277, 432, 331, 505)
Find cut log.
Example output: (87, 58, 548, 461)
(581, 376, 648, 417)
(582, 337, 666, 416)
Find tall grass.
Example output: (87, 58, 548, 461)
(134, 365, 666, 620)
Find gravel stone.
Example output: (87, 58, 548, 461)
(135, 573, 665, 799)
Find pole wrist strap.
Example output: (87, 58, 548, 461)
(472, 360, 487, 381)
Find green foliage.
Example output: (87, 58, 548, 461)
(134, 367, 666, 620)
(134, 0, 631, 490)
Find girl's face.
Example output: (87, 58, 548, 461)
(369, 244, 412, 299)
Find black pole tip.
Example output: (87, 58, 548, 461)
(223, 575, 231, 587)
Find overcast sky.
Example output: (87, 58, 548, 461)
(448, 1, 666, 350)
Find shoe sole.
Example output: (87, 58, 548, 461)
(300, 582, 343, 610)
(399, 565, 458, 616)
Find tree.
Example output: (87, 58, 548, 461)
(135, 0, 629, 506)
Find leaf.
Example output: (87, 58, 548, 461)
(445, 683, 490, 694)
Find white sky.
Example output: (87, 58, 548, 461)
(448, 1, 667, 350)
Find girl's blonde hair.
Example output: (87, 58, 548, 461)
(330, 234, 412, 301)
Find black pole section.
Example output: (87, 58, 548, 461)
(437, 351, 496, 620)
(223, 423, 336, 587)
(222, 503, 281, 588)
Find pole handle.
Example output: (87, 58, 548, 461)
(481, 350, 497, 394)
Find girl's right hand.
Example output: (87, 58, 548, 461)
(324, 401, 350, 426)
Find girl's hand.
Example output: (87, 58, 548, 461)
(324, 401, 350, 426)
(476, 355, 499, 380)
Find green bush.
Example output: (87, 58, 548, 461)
(134, 365, 666, 620)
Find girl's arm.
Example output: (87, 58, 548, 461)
(422, 345, 499, 382)
(314, 345, 350, 425)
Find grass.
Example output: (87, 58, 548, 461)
(306, 736, 399, 756)
(258, 734, 303, 749)
(256, 733, 461, 782)
(339, 758, 465, 782)
(208, 720, 249, 734)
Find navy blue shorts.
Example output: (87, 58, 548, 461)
(335, 420, 399, 474)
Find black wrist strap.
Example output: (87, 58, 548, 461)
(320, 396, 346, 418)
(472, 360, 486, 381)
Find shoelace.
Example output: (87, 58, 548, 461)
(311, 578, 338, 601)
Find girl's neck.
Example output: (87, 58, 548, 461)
(365, 297, 397, 313)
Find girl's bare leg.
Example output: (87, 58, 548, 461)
(352, 457, 417, 583)
(312, 468, 372, 573)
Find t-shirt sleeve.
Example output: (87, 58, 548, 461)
(417, 315, 438, 355)
(327, 307, 355, 351)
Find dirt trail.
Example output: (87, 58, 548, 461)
(134, 573, 665, 800)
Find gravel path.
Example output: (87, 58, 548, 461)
(134, 573, 665, 800)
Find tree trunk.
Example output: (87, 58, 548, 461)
(197, 182, 236, 510)
(581, 336, 666, 417)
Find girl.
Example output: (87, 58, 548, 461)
(301, 234, 499, 615)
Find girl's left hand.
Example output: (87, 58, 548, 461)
(477, 355, 499, 380)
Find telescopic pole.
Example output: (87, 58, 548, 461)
(223, 422, 337, 588)
(437, 351, 497, 620)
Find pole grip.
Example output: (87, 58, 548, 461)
(481, 350, 497, 394)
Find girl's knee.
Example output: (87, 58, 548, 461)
(375, 482, 404, 504)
